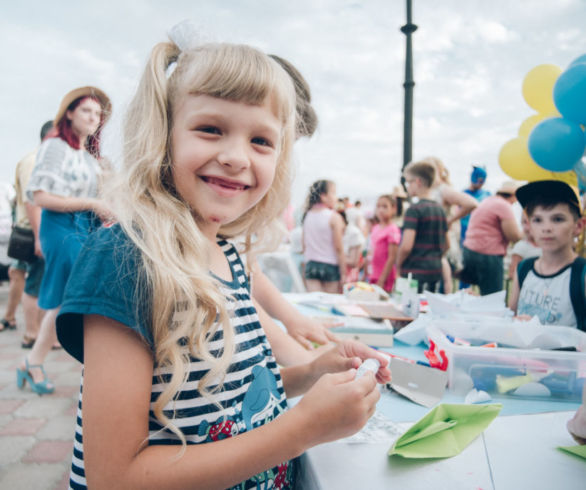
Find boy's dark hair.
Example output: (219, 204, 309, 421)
(525, 197, 581, 221)
(403, 160, 436, 188)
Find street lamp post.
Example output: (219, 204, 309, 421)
(401, 0, 417, 180)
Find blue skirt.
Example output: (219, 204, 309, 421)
(38, 210, 98, 310)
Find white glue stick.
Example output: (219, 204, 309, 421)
(355, 358, 380, 379)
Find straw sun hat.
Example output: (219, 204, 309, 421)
(53, 86, 112, 127)
(496, 180, 520, 195)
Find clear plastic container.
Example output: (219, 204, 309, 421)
(426, 322, 586, 402)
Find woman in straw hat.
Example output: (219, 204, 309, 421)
(17, 86, 112, 394)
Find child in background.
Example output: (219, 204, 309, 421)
(507, 211, 541, 280)
(55, 29, 391, 489)
(341, 209, 366, 283)
(397, 160, 448, 294)
(302, 180, 346, 292)
(369, 194, 401, 292)
(509, 180, 585, 329)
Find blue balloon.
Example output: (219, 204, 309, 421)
(569, 54, 586, 67)
(553, 63, 586, 124)
(528, 117, 585, 172)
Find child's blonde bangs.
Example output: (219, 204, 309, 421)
(171, 43, 296, 126)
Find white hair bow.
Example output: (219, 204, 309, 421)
(166, 20, 214, 78)
(167, 20, 212, 52)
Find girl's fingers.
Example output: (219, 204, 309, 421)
(375, 366, 392, 384)
(364, 379, 382, 406)
(324, 328, 341, 342)
(321, 319, 344, 328)
(327, 368, 358, 385)
(349, 356, 362, 370)
(295, 334, 314, 350)
(352, 370, 378, 394)
(311, 330, 332, 345)
(345, 342, 390, 369)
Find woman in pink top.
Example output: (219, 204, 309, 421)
(302, 180, 346, 293)
(369, 195, 402, 292)
(461, 181, 522, 295)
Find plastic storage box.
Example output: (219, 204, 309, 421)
(426, 321, 586, 402)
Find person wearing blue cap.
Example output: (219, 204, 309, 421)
(461, 165, 491, 243)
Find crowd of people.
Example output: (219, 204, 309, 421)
(295, 158, 585, 333)
(0, 22, 584, 489)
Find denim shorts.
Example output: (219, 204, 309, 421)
(10, 259, 28, 271)
(304, 260, 341, 282)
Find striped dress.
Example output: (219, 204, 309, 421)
(57, 228, 295, 489)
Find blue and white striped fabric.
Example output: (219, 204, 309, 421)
(67, 240, 295, 489)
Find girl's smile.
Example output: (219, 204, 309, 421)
(200, 175, 251, 195)
(170, 94, 282, 236)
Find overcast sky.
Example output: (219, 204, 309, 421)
(2, 0, 585, 209)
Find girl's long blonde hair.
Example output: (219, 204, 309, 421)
(104, 40, 296, 444)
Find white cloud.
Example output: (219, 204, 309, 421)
(1, 0, 585, 208)
(472, 20, 519, 44)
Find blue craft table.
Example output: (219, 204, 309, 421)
(298, 344, 584, 489)
(285, 295, 586, 489)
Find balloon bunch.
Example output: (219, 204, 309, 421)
(499, 55, 586, 187)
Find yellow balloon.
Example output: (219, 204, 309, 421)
(499, 137, 540, 180)
(499, 136, 578, 184)
(518, 111, 559, 138)
(521, 64, 561, 113)
(529, 168, 578, 186)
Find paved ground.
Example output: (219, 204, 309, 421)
(0, 283, 80, 490)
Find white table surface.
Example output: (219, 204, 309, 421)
(299, 411, 585, 489)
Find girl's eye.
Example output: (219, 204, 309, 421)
(197, 126, 221, 135)
(251, 136, 273, 147)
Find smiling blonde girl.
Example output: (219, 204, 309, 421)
(55, 27, 390, 489)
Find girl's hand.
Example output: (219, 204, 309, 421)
(288, 317, 341, 349)
(514, 314, 533, 322)
(309, 340, 392, 385)
(293, 369, 381, 445)
(34, 239, 44, 258)
(92, 199, 114, 223)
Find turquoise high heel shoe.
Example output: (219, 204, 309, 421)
(16, 359, 55, 395)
